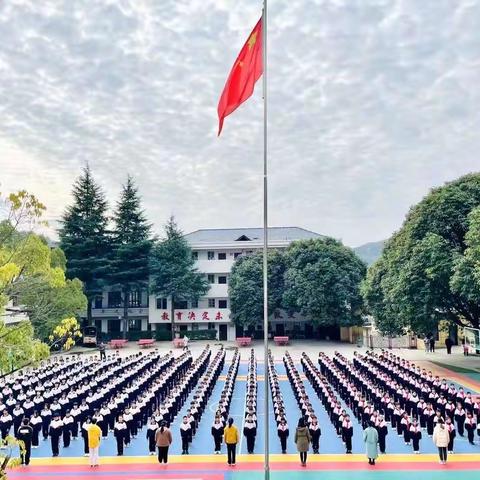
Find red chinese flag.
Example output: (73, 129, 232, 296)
(217, 17, 263, 135)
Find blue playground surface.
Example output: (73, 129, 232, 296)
(27, 361, 480, 458)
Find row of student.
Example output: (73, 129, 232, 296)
(0, 350, 177, 438)
(267, 350, 290, 453)
(300, 352, 353, 453)
(211, 349, 241, 454)
(242, 350, 258, 456)
(15, 348, 210, 457)
(0, 351, 176, 443)
(360, 350, 479, 413)
(323, 351, 473, 453)
(345, 352, 480, 445)
(178, 347, 226, 454)
(283, 352, 321, 457)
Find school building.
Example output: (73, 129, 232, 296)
(89, 226, 325, 341)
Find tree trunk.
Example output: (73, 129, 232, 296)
(171, 294, 175, 341)
(87, 297, 93, 326)
(123, 289, 129, 340)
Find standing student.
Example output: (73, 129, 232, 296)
(446, 417, 456, 453)
(409, 419, 422, 453)
(41, 404, 52, 440)
(180, 416, 193, 455)
(309, 418, 321, 454)
(49, 413, 63, 457)
(88, 418, 102, 467)
(465, 413, 476, 445)
(363, 422, 379, 466)
(445, 337, 453, 355)
(30, 411, 43, 448)
(211, 416, 224, 454)
(155, 421, 172, 465)
(114, 415, 128, 456)
(433, 420, 450, 465)
(277, 419, 289, 454)
(243, 414, 257, 454)
(294, 418, 311, 467)
(376, 416, 388, 454)
(342, 414, 354, 454)
(0, 410, 12, 440)
(146, 417, 158, 456)
(224, 417, 239, 467)
(62, 411, 74, 448)
(81, 417, 92, 457)
(16, 419, 33, 466)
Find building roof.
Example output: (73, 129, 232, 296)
(184, 227, 323, 245)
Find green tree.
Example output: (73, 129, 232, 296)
(229, 250, 286, 328)
(283, 238, 366, 327)
(150, 217, 209, 339)
(59, 166, 110, 324)
(363, 173, 480, 335)
(109, 177, 152, 338)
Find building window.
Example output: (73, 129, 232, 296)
(207, 251, 215, 260)
(218, 252, 227, 260)
(208, 274, 215, 283)
(192, 251, 198, 260)
(208, 322, 215, 329)
(128, 290, 141, 308)
(108, 291, 122, 308)
(219, 300, 228, 309)
(208, 299, 215, 308)
(218, 276, 227, 284)
(191, 323, 199, 331)
(94, 296, 103, 309)
(174, 300, 188, 309)
(191, 299, 198, 308)
(156, 298, 167, 310)
(234, 252, 242, 259)
(128, 319, 142, 331)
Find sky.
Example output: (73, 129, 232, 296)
(0, 0, 479, 247)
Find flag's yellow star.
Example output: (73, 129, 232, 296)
(247, 32, 258, 50)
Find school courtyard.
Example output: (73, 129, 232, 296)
(7, 340, 480, 479)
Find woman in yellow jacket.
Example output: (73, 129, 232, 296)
(224, 418, 239, 466)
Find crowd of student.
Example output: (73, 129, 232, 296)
(211, 349, 240, 454)
(301, 353, 353, 453)
(267, 350, 289, 453)
(242, 349, 257, 455)
(3, 346, 479, 467)
(283, 352, 321, 460)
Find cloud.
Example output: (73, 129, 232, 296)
(0, 0, 479, 246)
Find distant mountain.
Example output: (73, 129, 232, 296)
(353, 240, 385, 265)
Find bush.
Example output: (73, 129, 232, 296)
(154, 330, 173, 341)
(181, 329, 216, 340)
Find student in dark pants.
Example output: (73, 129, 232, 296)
(155, 421, 172, 464)
(146, 418, 158, 456)
(180, 416, 193, 455)
(277, 419, 289, 454)
(114, 416, 128, 456)
(211, 417, 224, 454)
(17, 419, 33, 466)
(49, 414, 63, 457)
(243, 415, 257, 454)
(224, 418, 239, 466)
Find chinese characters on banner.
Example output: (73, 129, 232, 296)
(161, 311, 225, 321)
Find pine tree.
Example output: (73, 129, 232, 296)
(59, 166, 110, 324)
(150, 216, 209, 340)
(109, 176, 152, 338)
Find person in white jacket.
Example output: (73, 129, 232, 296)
(433, 420, 450, 465)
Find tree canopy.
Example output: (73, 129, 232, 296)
(150, 217, 209, 339)
(363, 173, 480, 335)
(109, 176, 152, 338)
(228, 238, 366, 328)
(59, 166, 110, 322)
(229, 250, 286, 328)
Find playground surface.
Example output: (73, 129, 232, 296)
(7, 341, 480, 479)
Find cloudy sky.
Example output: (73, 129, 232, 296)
(0, 0, 479, 247)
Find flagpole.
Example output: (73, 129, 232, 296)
(262, 2, 270, 480)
